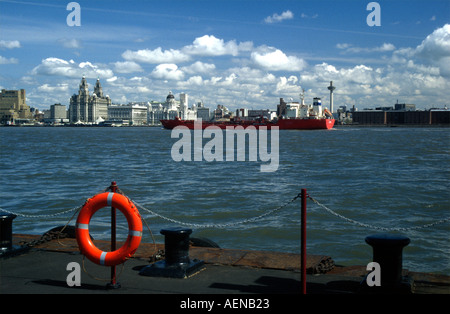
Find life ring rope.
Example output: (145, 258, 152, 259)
(75, 192, 143, 266)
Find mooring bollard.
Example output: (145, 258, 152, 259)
(364, 233, 411, 293)
(161, 228, 192, 265)
(139, 227, 204, 278)
(0, 212, 16, 251)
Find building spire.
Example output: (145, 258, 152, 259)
(79, 76, 88, 95)
(94, 78, 103, 97)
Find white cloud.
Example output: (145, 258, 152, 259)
(151, 63, 184, 80)
(393, 24, 450, 77)
(0, 55, 18, 64)
(185, 76, 204, 86)
(183, 35, 241, 57)
(57, 38, 82, 49)
(337, 42, 396, 53)
(122, 47, 190, 64)
(0, 40, 21, 49)
(181, 61, 216, 74)
(264, 10, 294, 24)
(415, 24, 450, 59)
(275, 76, 300, 94)
(31, 57, 114, 79)
(37, 83, 69, 92)
(113, 61, 143, 73)
(251, 46, 306, 71)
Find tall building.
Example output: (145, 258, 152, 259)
(68, 77, 111, 123)
(0, 89, 32, 124)
(50, 103, 67, 122)
(180, 93, 188, 120)
(108, 103, 148, 125)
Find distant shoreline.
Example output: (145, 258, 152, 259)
(2, 123, 449, 128)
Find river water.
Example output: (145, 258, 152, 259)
(0, 126, 449, 274)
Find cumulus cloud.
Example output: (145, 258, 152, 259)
(0, 56, 18, 64)
(122, 47, 190, 64)
(181, 61, 216, 74)
(183, 35, 246, 57)
(415, 24, 450, 59)
(264, 10, 294, 24)
(337, 42, 396, 53)
(275, 76, 300, 94)
(415, 24, 450, 77)
(113, 61, 143, 73)
(57, 38, 82, 49)
(31, 57, 114, 79)
(151, 63, 184, 80)
(393, 24, 450, 77)
(0, 40, 21, 49)
(185, 76, 204, 86)
(37, 83, 69, 92)
(251, 46, 306, 71)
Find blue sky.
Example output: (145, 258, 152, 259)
(0, 0, 449, 111)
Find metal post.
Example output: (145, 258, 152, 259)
(301, 189, 307, 294)
(107, 181, 120, 289)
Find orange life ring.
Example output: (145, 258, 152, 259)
(75, 192, 142, 266)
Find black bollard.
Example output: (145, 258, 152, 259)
(161, 228, 192, 265)
(363, 233, 412, 293)
(139, 227, 204, 278)
(0, 213, 16, 251)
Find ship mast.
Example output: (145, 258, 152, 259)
(300, 88, 305, 106)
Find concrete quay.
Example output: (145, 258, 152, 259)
(1, 234, 449, 296)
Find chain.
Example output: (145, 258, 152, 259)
(308, 195, 450, 231)
(0, 205, 82, 218)
(131, 192, 302, 229)
(3, 189, 448, 233)
(18, 228, 73, 248)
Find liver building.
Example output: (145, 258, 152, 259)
(69, 76, 111, 123)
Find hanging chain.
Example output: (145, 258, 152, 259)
(2, 188, 448, 233)
(130, 192, 302, 229)
(0, 205, 82, 218)
(308, 195, 450, 231)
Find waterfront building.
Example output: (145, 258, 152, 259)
(352, 107, 449, 125)
(214, 104, 233, 120)
(147, 91, 200, 125)
(248, 109, 273, 120)
(394, 103, 416, 111)
(0, 89, 32, 124)
(68, 77, 111, 123)
(50, 104, 67, 122)
(197, 106, 211, 121)
(108, 103, 148, 125)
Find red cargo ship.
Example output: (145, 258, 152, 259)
(160, 95, 335, 130)
(160, 116, 334, 130)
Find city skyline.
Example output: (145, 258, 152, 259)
(0, 0, 449, 111)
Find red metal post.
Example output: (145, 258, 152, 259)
(301, 189, 307, 294)
(108, 181, 120, 289)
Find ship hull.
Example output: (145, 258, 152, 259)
(160, 118, 335, 130)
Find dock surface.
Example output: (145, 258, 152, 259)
(1, 234, 449, 298)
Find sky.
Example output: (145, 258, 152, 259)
(0, 0, 449, 111)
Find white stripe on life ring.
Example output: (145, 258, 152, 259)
(77, 223, 89, 230)
(100, 251, 107, 265)
(129, 230, 142, 237)
(107, 192, 114, 206)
